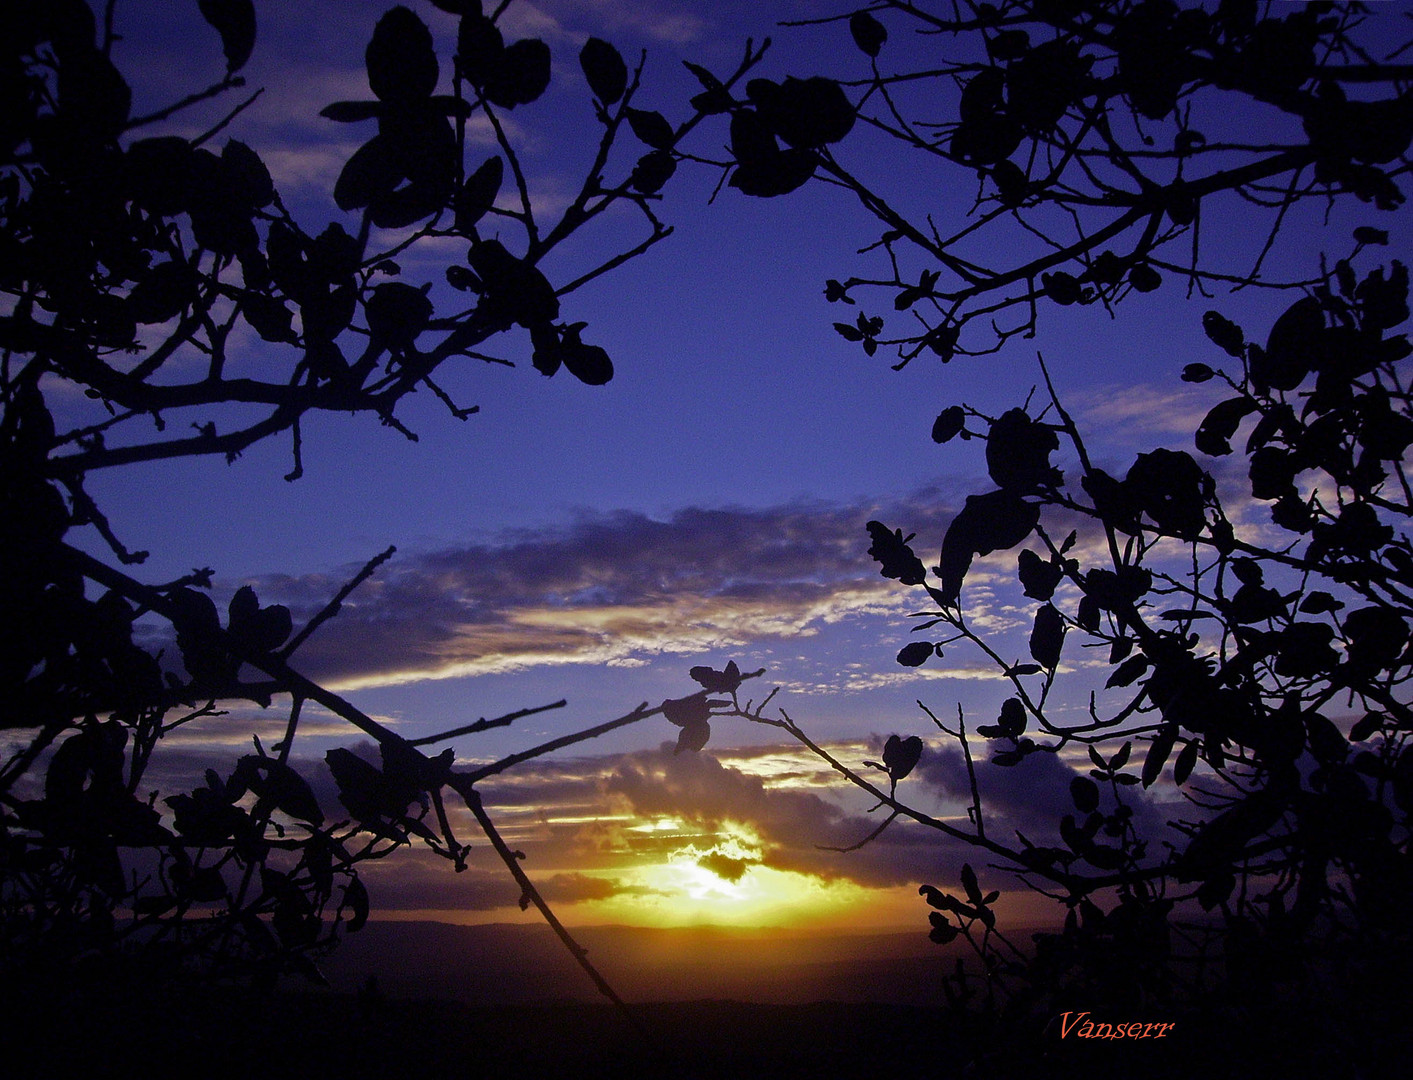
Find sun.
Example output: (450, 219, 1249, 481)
(563, 820, 885, 929)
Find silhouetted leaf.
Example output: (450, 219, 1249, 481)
(124, 136, 197, 215)
(580, 37, 627, 105)
(334, 135, 401, 210)
(1354, 226, 1389, 246)
(997, 697, 1026, 738)
(127, 260, 198, 324)
(936, 490, 1040, 604)
(1070, 775, 1100, 813)
(456, 155, 503, 232)
(321, 100, 383, 123)
(662, 693, 711, 728)
(850, 12, 887, 57)
(690, 660, 743, 694)
(932, 406, 965, 444)
(928, 911, 959, 943)
(1256, 295, 1324, 391)
(457, 13, 504, 84)
(729, 147, 817, 197)
(1017, 549, 1063, 601)
(752, 77, 855, 149)
(883, 734, 923, 781)
(986, 408, 1060, 492)
(1128, 264, 1162, 292)
(1029, 603, 1065, 669)
(484, 38, 551, 108)
(866, 520, 927, 586)
(626, 108, 674, 150)
(1195, 396, 1256, 456)
(1182, 363, 1215, 383)
(896, 641, 934, 667)
(1202, 311, 1245, 358)
(630, 150, 676, 194)
(1042, 271, 1081, 305)
(1107, 654, 1149, 688)
(342, 876, 370, 932)
(366, 282, 433, 351)
(366, 7, 437, 104)
(676, 720, 710, 754)
(1143, 724, 1178, 787)
(236, 755, 324, 825)
(199, 0, 256, 73)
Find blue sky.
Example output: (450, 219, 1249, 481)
(52, 0, 1413, 929)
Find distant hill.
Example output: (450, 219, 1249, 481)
(316, 921, 964, 1006)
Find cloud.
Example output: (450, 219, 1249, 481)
(599, 742, 957, 890)
(242, 496, 971, 689)
(914, 740, 1172, 851)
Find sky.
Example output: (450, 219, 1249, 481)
(42, 0, 1413, 938)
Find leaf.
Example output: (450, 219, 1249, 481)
(1202, 310, 1246, 358)
(1195, 396, 1257, 457)
(662, 693, 711, 728)
(676, 720, 710, 754)
(960, 863, 982, 907)
(456, 155, 504, 232)
(342, 876, 370, 933)
(729, 147, 817, 197)
(756, 77, 855, 149)
(850, 12, 887, 57)
(690, 660, 743, 694)
(997, 697, 1026, 738)
(1128, 264, 1162, 292)
(366, 7, 438, 104)
(221, 140, 274, 208)
(334, 135, 401, 211)
(929, 912, 959, 944)
(896, 641, 934, 667)
(320, 100, 383, 123)
(1142, 724, 1177, 787)
(986, 409, 1060, 492)
(1029, 603, 1066, 669)
(1257, 295, 1324, 391)
(580, 37, 627, 105)
(865, 520, 927, 586)
(484, 38, 551, 108)
(1354, 226, 1389, 246)
(127, 260, 198, 324)
(626, 108, 674, 150)
(1017, 549, 1063, 601)
(1110, 740, 1132, 771)
(457, 14, 504, 84)
(252, 757, 323, 825)
(1042, 271, 1081, 306)
(630, 150, 676, 194)
(1181, 363, 1215, 383)
(1070, 775, 1100, 813)
(199, 0, 256, 73)
(882, 734, 923, 781)
(936, 490, 1041, 605)
(558, 327, 614, 386)
(366, 282, 433, 351)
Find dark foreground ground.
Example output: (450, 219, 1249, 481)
(4, 922, 1406, 1078)
(0, 985, 1344, 1080)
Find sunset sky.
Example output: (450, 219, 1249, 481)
(52, 0, 1411, 936)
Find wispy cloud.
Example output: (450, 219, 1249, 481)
(246, 497, 967, 690)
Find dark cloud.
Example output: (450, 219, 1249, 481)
(602, 742, 954, 890)
(915, 740, 1173, 853)
(232, 493, 971, 687)
(698, 851, 757, 883)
